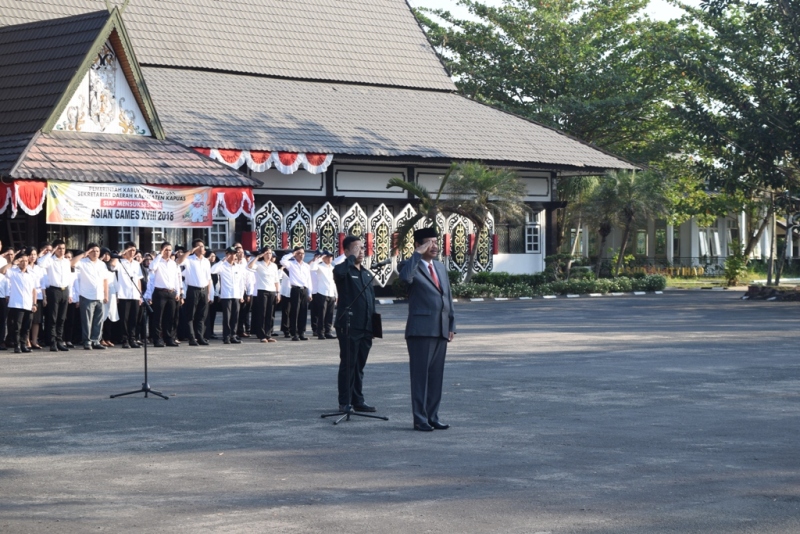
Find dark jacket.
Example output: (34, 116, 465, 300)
(397, 252, 455, 339)
(332, 255, 375, 334)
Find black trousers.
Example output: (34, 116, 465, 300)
(336, 327, 372, 406)
(252, 290, 278, 340)
(0, 298, 8, 347)
(237, 296, 252, 336)
(289, 286, 309, 336)
(220, 298, 240, 341)
(311, 294, 335, 335)
(184, 286, 209, 342)
(280, 295, 291, 334)
(206, 298, 220, 337)
(117, 298, 139, 344)
(7, 307, 32, 349)
(152, 288, 177, 343)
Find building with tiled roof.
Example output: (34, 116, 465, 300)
(0, 0, 634, 278)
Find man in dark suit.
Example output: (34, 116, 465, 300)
(397, 227, 456, 431)
(332, 235, 377, 413)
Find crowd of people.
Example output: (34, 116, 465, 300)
(0, 238, 341, 353)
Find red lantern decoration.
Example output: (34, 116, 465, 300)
(443, 234, 451, 256)
(338, 233, 345, 255)
(366, 232, 374, 256)
(310, 232, 318, 251)
(492, 233, 499, 255)
(468, 234, 476, 254)
(281, 232, 289, 249)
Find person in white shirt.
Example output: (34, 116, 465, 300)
(1, 249, 39, 353)
(278, 265, 292, 337)
(177, 238, 212, 346)
(114, 241, 143, 349)
(310, 250, 338, 340)
(0, 247, 14, 349)
(26, 247, 47, 350)
(211, 246, 246, 344)
(280, 246, 313, 341)
(38, 239, 73, 352)
(247, 248, 281, 342)
(233, 244, 254, 339)
(148, 241, 183, 347)
(72, 243, 109, 350)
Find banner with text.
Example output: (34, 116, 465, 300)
(46, 182, 214, 227)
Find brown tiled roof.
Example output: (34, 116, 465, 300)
(143, 67, 635, 171)
(8, 131, 260, 187)
(0, 0, 455, 91)
(0, 10, 109, 137)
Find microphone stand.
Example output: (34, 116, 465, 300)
(110, 257, 168, 400)
(321, 256, 389, 425)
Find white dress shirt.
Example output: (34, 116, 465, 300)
(280, 254, 313, 289)
(245, 267, 257, 297)
(114, 259, 143, 300)
(279, 270, 291, 298)
(30, 264, 46, 300)
(37, 252, 72, 289)
(310, 259, 337, 298)
(182, 254, 212, 289)
(7, 266, 37, 310)
(0, 273, 8, 299)
(76, 257, 108, 301)
(251, 261, 281, 292)
(211, 260, 246, 299)
(149, 255, 183, 293)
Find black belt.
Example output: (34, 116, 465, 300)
(48, 285, 68, 291)
(154, 287, 176, 292)
(291, 285, 307, 289)
(187, 285, 207, 291)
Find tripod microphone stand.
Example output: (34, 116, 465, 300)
(110, 257, 168, 400)
(321, 256, 388, 425)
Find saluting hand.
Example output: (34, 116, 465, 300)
(415, 240, 433, 255)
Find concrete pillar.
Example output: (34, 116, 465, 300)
(688, 218, 699, 265)
(666, 224, 674, 264)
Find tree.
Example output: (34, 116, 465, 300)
(672, 0, 800, 261)
(443, 162, 529, 282)
(578, 177, 621, 276)
(415, 0, 692, 250)
(583, 170, 670, 274)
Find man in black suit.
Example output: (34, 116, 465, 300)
(397, 227, 456, 431)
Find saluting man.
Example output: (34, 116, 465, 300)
(398, 227, 456, 431)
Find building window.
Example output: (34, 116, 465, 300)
(118, 227, 135, 247)
(209, 220, 229, 250)
(525, 224, 540, 253)
(495, 224, 525, 253)
(152, 227, 166, 250)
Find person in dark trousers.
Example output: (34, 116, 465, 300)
(148, 242, 183, 347)
(211, 247, 245, 344)
(114, 242, 143, 349)
(205, 251, 220, 339)
(1, 249, 38, 353)
(397, 227, 456, 431)
(38, 239, 74, 352)
(332, 235, 377, 412)
(280, 246, 313, 341)
(0, 247, 15, 349)
(247, 248, 281, 342)
(310, 250, 337, 339)
(177, 239, 212, 345)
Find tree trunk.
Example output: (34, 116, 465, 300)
(615, 221, 633, 275)
(742, 203, 774, 262)
(463, 223, 483, 284)
(595, 227, 610, 277)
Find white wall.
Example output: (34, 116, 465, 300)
(493, 253, 543, 274)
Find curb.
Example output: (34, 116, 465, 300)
(376, 291, 667, 304)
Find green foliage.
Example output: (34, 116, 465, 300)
(446, 270, 463, 287)
(446, 272, 666, 298)
(723, 241, 748, 286)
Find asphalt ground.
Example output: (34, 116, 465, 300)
(1, 291, 799, 533)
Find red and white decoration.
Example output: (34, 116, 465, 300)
(0, 180, 47, 218)
(211, 186, 255, 219)
(193, 148, 333, 175)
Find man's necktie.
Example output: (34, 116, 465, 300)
(428, 263, 440, 290)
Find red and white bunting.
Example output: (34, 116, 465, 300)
(212, 187, 255, 219)
(193, 148, 333, 175)
(14, 180, 47, 217)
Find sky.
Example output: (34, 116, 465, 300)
(408, 0, 701, 21)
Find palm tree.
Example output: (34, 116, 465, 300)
(582, 176, 623, 276)
(562, 176, 599, 278)
(605, 170, 670, 275)
(443, 162, 529, 282)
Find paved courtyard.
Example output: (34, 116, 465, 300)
(1, 291, 799, 533)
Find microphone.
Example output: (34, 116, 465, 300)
(369, 257, 393, 269)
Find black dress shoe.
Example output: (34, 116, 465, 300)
(298, 335, 309, 341)
(188, 340, 198, 346)
(414, 423, 434, 432)
(209, 334, 219, 340)
(429, 421, 450, 430)
(325, 333, 336, 339)
(154, 340, 165, 348)
(84, 343, 92, 350)
(57, 343, 69, 352)
(197, 339, 209, 346)
(317, 335, 326, 340)
(13, 346, 21, 353)
(223, 338, 231, 344)
(353, 403, 376, 413)
(338, 404, 353, 413)
(291, 336, 299, 341)
(284, 332, 291, 338)
(91, 343, 106, 350)
(230, 337, 241, 344)
(50, 344, 58, 352)
(122, 342, 131, 349)
(65, 342, 74, 348)
(21, 346, 32, 353)
(165, 341, 179, 347)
